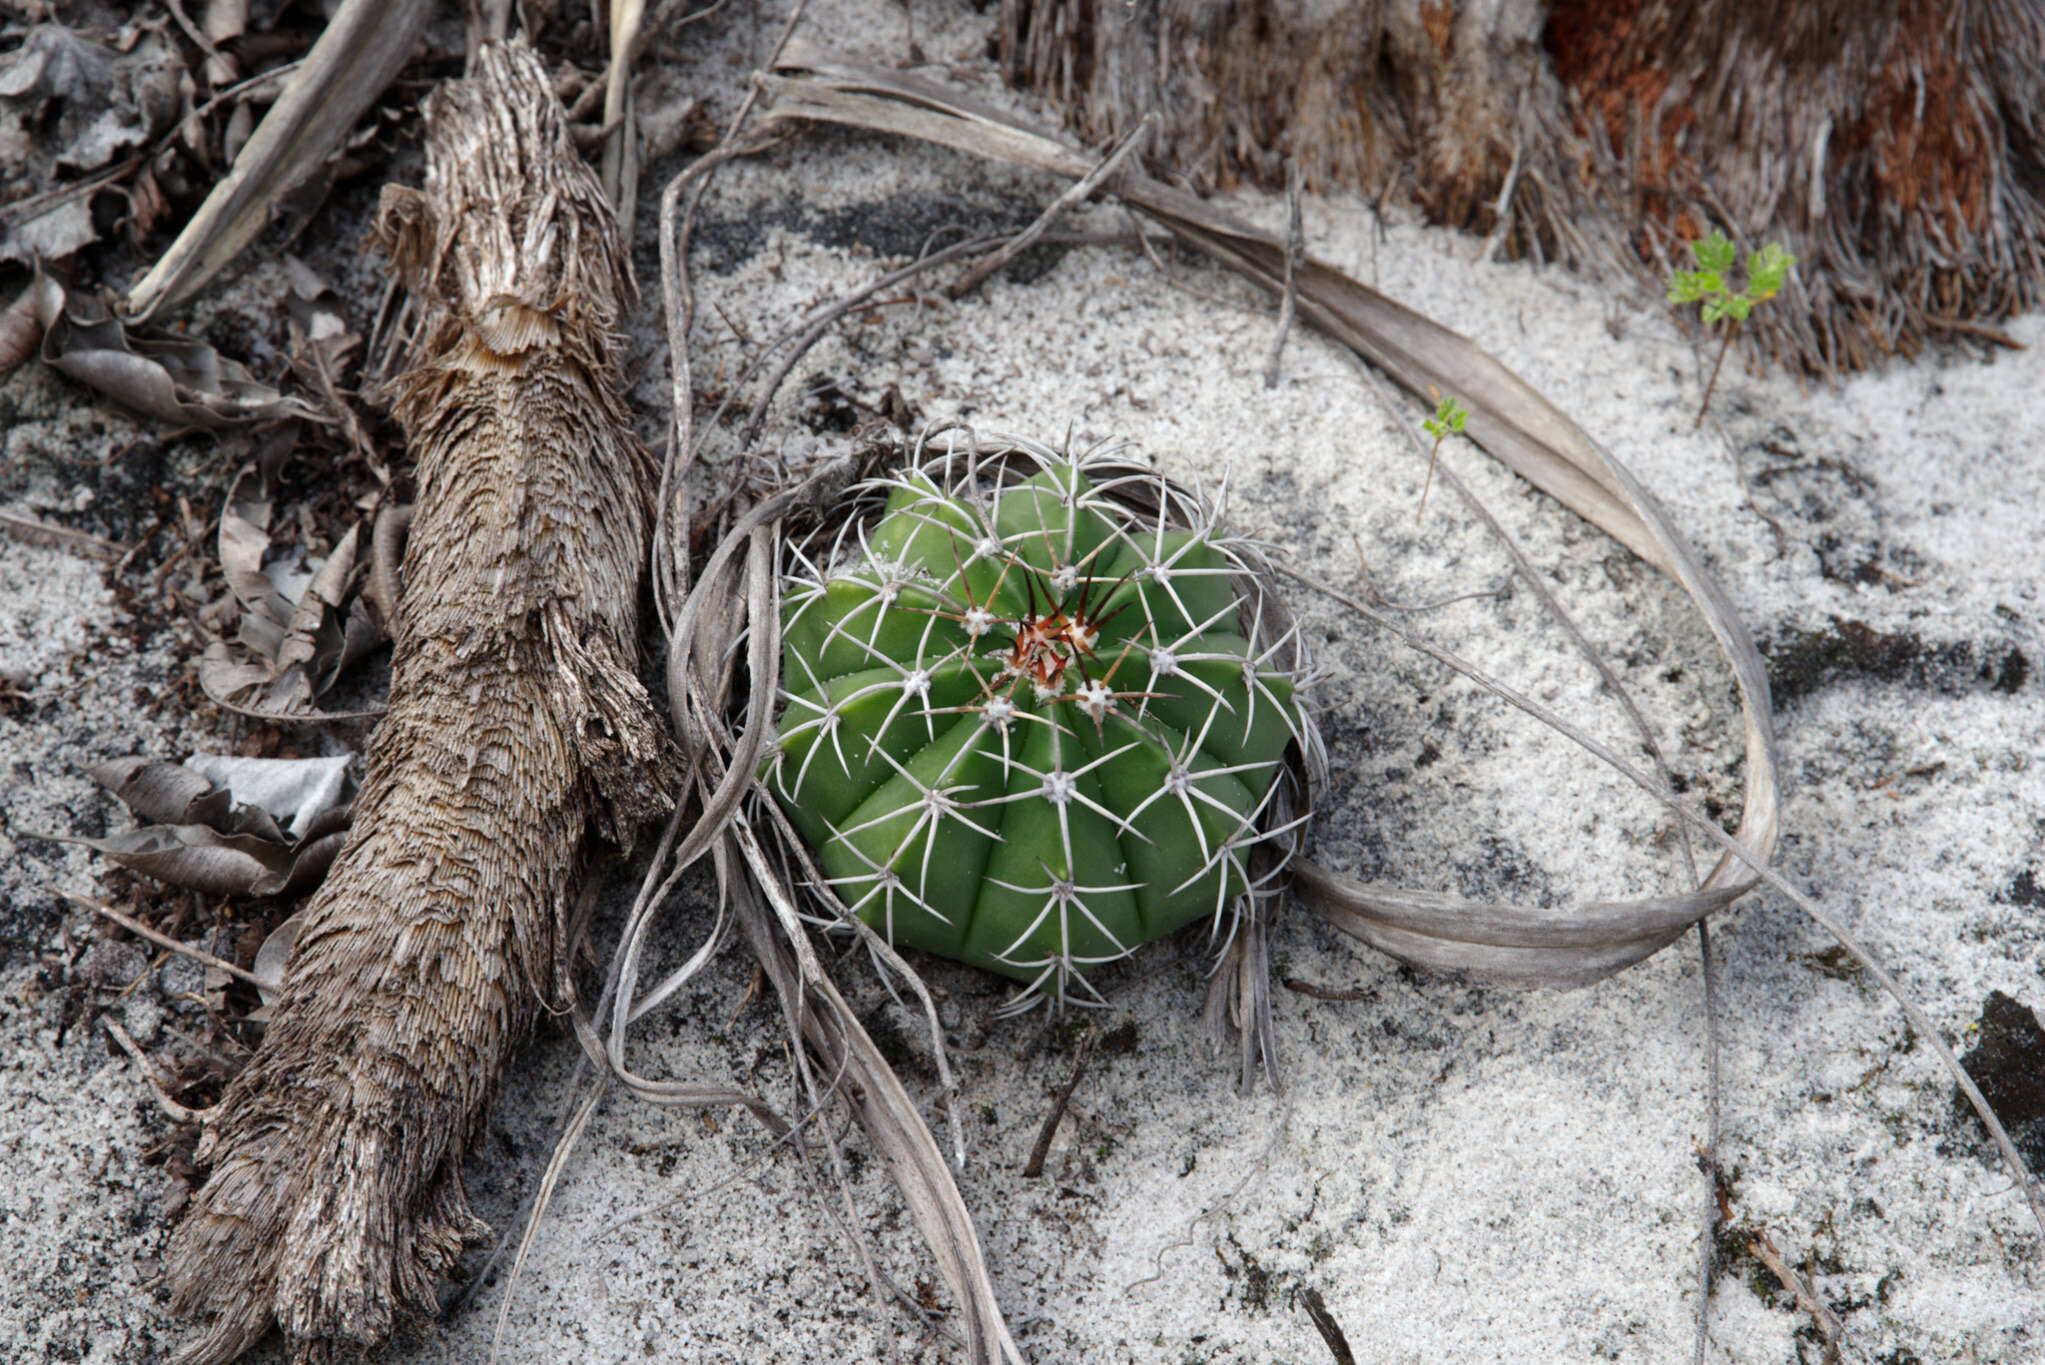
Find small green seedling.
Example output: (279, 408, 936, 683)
(1417, 394, 1468, 520)
(1668, 231, 1796, 429)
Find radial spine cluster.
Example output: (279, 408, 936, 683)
(764, 431, 1311, 1011)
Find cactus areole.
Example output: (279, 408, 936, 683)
(763, 434, 1309, 1009)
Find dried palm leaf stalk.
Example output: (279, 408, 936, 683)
(163, 38, 674, 1364)
(998, 0, 2045, 374)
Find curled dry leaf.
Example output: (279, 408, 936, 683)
(183, 753, 356, 839)
(80, 755, 353, 899)
(0, 279, 46, 380)
(198, 467, 383, 722)
(33, 270, 321, 429)
(282, 258, 383, 469)
(0, 24, 182, 264)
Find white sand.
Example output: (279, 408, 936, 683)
(3, 3, 2039, 1362)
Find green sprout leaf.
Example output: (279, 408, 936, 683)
(1692, 230, 1737, 275)
(1746, 242, 1797, 301)
(1667, 269, 1720, 305)
(1423, 395, 1468, 441)
(1666, 230, 1797, 427)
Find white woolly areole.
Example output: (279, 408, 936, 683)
(1074, 677, 1114, 719)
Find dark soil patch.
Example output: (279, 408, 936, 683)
(1953, 990, 2045, 1174)
(1762, 618, 2030, 707)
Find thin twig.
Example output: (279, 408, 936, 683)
(1920, 313, 2026, 348)
(1282, 977, 1375, 1002)
(1264, 161, 1304, 388)
(1694, 918, 1723, 1365)
(1694, 325, 1734, 429)
(1479, 89, 1530, 264)
(1343, 351, 1703, 888)
(736, 232, 1000, 444)
(946, 112, 1156, 301)
(0, 509, 127, 557)
(101, 1015, 208, 1125)
(651, 0, 810, 625)
(1022, 1030, 1094, 1178)
(59, 889, 266, 988)
(1747, 1228, 1849, 1364)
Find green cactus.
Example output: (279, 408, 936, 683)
(762, 433, 1312, 1010)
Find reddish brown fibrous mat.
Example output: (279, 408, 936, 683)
(1000, 0, 2045, 374)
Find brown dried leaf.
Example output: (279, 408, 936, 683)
(0, 24, 182, 265)
(199, 468, 385, 721)
(87, 757, 232, 828)
(2, 199, 100, 265)
(80, 755, 354, 898)
(82, 823, 302, 898)
(283, 258, 358, 377)
(0, 277, 52, 382)
(0, 26, 181, 170)
(183, 754, 355, 838)
(33, 272, 320, 429)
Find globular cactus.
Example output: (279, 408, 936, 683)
(763, 430, 1313, 1010)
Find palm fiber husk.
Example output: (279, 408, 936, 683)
(998, 0, 2045, 375)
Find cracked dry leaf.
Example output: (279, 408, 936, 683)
(80, 755, 353, 899)
(33, 271, 321, 428)
(199, 470, 382, 722)
(0, 23, 183, 264)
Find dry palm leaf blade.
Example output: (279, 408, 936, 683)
(123, 0, 433, 322)
(161, 36, 676, 1365)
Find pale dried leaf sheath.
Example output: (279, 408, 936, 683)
(165, 40, 673, 1365)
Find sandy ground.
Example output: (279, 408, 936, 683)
(3, 3, 2042, 1362)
